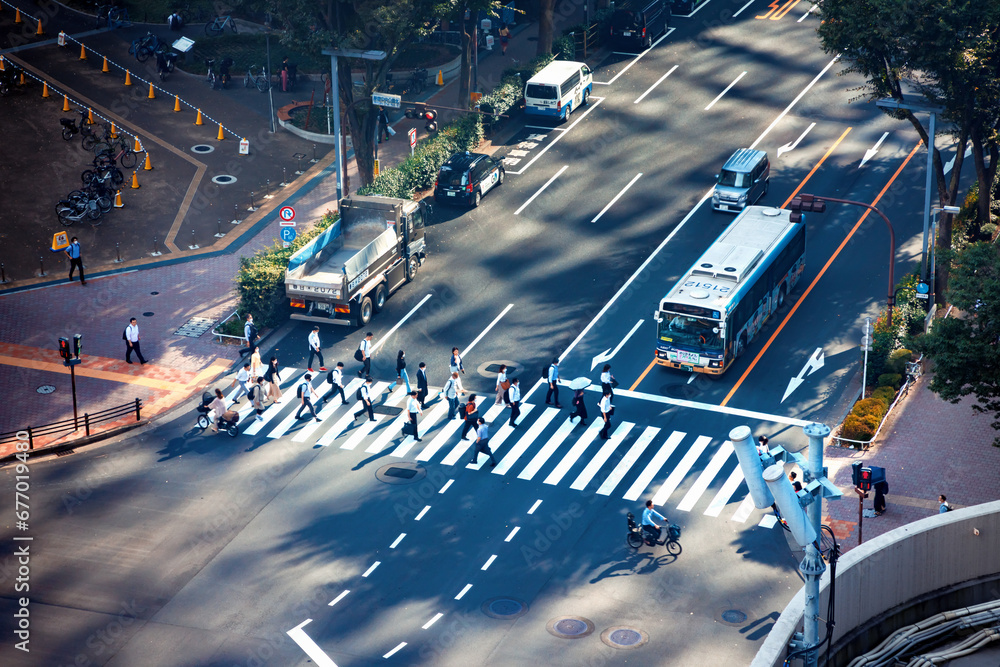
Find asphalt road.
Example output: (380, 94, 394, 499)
(0, 0, 958, 665)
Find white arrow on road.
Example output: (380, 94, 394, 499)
(859, 132, 889, 169)
(944, 145, 973, 175)
(781, 348, 824, 403)
(776, 123, 816, 157)
(591, 319, 644, 371)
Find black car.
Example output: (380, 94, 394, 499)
(608, 1, 670, 51)
(433, 152, 505, 207)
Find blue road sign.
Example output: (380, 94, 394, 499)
(280, 227, 297, 243)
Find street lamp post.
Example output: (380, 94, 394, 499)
(930, 205, 961, 305)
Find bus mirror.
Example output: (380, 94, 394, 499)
(712, 327, 720, 334)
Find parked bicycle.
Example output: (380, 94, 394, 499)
(386, 67, 427, 95)
(56, 191, 103, 225)
(95, 3, 131, 29)
(0, 65, 21, 96)
(128, 32, 160, 62)
(155, 47, 179, 81)
(244, 64, 270, 92)
(205, 15, 237, 36)
(94, 136, 137, 169)
(82, 163, 124, 189)
(205, 57, 233, 89)
(60, 109, 104, 150)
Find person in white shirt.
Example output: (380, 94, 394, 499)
(353, 376, 376, 421)
(295, 373, 321, 422)
(494, 364, 509, 406)
(124, 317, 147, 364)
(546, 358, 562, 408)
(357, 332, 373, 377)
(470, 418, 497, 466)
(450, 347, 465, 375)
(443, 371, 464, 420)
(641, 499, 667, 542)
(231, 362, 251, 404)
(406, 390, 423, 441)
(508, 377, 521, 428)
(307, 326, 326, 372)
(599, 388, 613, 439)
(321, 362, 347, 405)
(600, 363, 616, 400)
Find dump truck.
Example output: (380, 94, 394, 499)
(285, 195, 428, 327)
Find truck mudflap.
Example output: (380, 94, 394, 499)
(291, 313, 354, 326)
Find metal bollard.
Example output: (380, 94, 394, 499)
(311, 143, 318, 163)
(151, 236, 162, 257)
(38, 257, 46, 277)
(231, 203, 241, 225)
(248, 191, 256, 212)
(265, 178, 271, 198)
(215, 217, 225, 238)
(0, 262, 7, 284)
(188, 229, 199, 250)
(280, 167, 288, 187)
(114, 242, 123, 263)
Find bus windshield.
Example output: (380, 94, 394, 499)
(658, 313, 724, 352)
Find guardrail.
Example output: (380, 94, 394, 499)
(832, 356, 924, 450)
(212, 311, 248, 345)
(0, 398, 143, 450)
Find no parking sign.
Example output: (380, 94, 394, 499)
(278, 206, 296, 224)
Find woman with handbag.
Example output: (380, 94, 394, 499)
(494, 364, 510, 406)
(264, 356, 282, 405)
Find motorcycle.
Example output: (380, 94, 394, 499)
(155, 48, 179, 81)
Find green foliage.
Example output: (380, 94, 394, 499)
(479, 74, 523, 129)
(841, 414, 876, 442)
(552, 34, 575, 60)
(854, 397, 889, 420)
(234, 210, 338, 329)
(872, 386, 897, 404)
(887, 348, 913, 375)
(877, 373, 902, 390)
(216, 315, 245, 338)
(864, 312, 898, 387)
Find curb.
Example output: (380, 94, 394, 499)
(0, 418, 150, 465)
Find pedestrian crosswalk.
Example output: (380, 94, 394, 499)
(227, 369, 771, 524)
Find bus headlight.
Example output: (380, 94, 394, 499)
(708, 359, 722, 368)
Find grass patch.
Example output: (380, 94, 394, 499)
(185, 34, 328, 77)
(288, 106, 335, 134)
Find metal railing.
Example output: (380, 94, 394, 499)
(569, 22, 605, 59)
(833, 356, 924, 450)
(0, 398, 143, 450)
(212, 310, 249, 345)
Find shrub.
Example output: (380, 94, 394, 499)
(841, 415, 876, 441)
(871, 386, 896, 404)
(853, 397, 888, 420)
(864, 312, 898, 387)
(887, 348, 913, 375)
(479, 74, 524, 129)
(877, 373, 902, 390)
(553, 34, 575, 60)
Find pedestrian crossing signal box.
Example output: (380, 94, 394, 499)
(859, 467, 873, 492)
(51, 231, 70, 252)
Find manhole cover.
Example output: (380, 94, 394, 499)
(212, 174, 237, 185)
(601, 626, 648, 649)
(191, 144, 215, 154)
(143, 312, 154, 317)
(174, 317, 215, 338)
(546, 616, 594, 639)
(661, 382, 702, 400)
(372, 405, 402, 416)
(150, 291, 159, 295)
(375, 462, 426, 485)
(482, 597, 528, 619)
(721, 609, 748, 625)
(37, 385, 56, 394)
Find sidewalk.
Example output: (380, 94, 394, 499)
(820, 369, 1000, 553)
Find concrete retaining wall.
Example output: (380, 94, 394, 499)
(751, 500, 1000, 666)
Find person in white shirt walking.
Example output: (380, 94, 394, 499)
(307, 326, 326, 372)
(124, 317, 148, 364)
(357, 332, 373, 377)
(296, 374, 321, 422)
(320, 362, 348, 405)
(353, 376, 376, 422)
(406, 390, 423, 441)
(443, 371, 464, 420)
(494, 364, 511, 406)
(231, 362, 251, 404)
(508, 377, 521, 428)
(600, 364, 616, 400)
(546, 358, 562, 408)
(470, 418, 497, 467)
(599, 388, 613, 439)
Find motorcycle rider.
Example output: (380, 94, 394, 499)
(641, 499, 667, 543)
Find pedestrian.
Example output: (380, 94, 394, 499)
(230, 363, 251, 404)
(249, 345, 263, 382)
(470, 418, 498, 467)
(307, 326, 327, 372)
(264, 356, 282, 404)
(240, 314, 259, 357)
(123, 317, 148, 365)
(498, 23, 510, 55)
(450, 347, 465, 376)
(569, 388, 588, 426)
(406, 390, 423, 442)
(356, 332, 373, 377)
(757, 435, 770, 455)
(321, 362, 348, 405)
(494, 363, 510, 406)
(460, 394, 479, 440)
(600, 364, 616, 399)
(208, 388, 228, 433)
(444, 371, 462, 420)
(873, 479, 888, 515)
(599, 388, 613, 439)
(65, 236, 86, 285)
(416, 362, 429, 409)
(788, 471, 802, 493)
(249, 377, 265, 422)
(377, 107, 390, 143)
(353, 376, 376, 422)
(938, 494, 952, 513)
(546, 357, 562, 408)
(396, 350, 411, 393)
(295, 373, 322, 422)
(508, 377, 521, 428)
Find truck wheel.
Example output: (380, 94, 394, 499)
(359, 296, 373, 325)
(374, 284, 388, 313)
(406, 257, 419, 282)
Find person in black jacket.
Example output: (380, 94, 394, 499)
(416, 362, 428, 409)
(569, 389, 588, 426)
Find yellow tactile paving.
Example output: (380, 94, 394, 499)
(0, 354, 232, 393)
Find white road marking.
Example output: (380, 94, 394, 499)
(731, 495, 756, 522)
(796, 5, 817, 22)
(519, 417, 577, 480)
(543, 420, 602, 485)
(505, 526, 520, 542)
(468, 404, 535, 470)
(515, 165, 568, 215)
(462, 304, 514, 357)
(383, 642, 406, 659)
(370, 294, 433, 355)
(759, 514, 778, 528)
(527, 500, 542, 514)
(293, 378, 363, 442)
(704, 465, 746, 517)
(525, 125, 566, 132)
(287, 619, 339, 667)
(686, 0, 714, 17)
(705, 71, 747, 110)
(634, 65, 678, 104)
(416, 411, 466, 461)
(482, 555, 497, 570)
(340, 383, 403, 449)
(440, 397, 488, 465)
(732, 0, 756, 17)
(623, 431, 685, 501)
(267, 377, 323, 438)
(594, 424, 652, 495)
(242, 370, 304, 435)
(422, 613, 444, 629)
(676, 440, 734, 511)
(455, 584, 473, 600)
(590, 319, 645, 370)
(777, 122, 816, 157)
(389, 533, 406, 549)
(506, 98, 604, 175)
(438, 479, 454, 494)
(749, 56, 839, 150)
(329, 590, 350, 607)
(492, 408, 561, 475)
(362, 561, 381, 578)
(597, 28, 675, 86)
(415, 505, 430, 521)
(592, 172, 642, 223)
(391, 400, 446, 457)
(651, 435, 712, 506)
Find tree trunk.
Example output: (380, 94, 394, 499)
(971, 130, 992, 230)
(337, 59, 376, 189)
(537, 0, 554, 56)
(458, 10, 471, 109)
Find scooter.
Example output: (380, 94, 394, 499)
(155, 48, 179, 81)
(626, 512, 682, 554)
(195, 392, 240, 436)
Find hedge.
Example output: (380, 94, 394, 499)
(877, 373, 902, 390)
(871, 386, 896, 404)
(841, 415, 876, 441)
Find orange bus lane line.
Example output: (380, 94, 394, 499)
(720, 141, 923, 407)
(628, 127, 853, 394)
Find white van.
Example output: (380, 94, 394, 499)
(524, 60, 593, 121)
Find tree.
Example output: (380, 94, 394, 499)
(537, 0, 554, 56)
(914, 242, 1000, 446)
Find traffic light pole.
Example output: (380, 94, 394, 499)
(69, 361, 79, 430)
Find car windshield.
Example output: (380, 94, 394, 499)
(611, 11, 640, 28)
(526, 84, 558, 100)
(717, 170, 748, 188)
(439, 167, 468, 187)
(658, 315, 723, 351)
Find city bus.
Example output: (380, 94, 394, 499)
(654, 206, 805, 375)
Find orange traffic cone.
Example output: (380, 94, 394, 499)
(87, 108, 94, 123)
(195, 109, 203, 125)
(144, 153, 152, 170)
(147, 83, 155, 99)
(36, 19, 43, 35)
(102, 57, 109, 73)
(62, 95, 70, 112)
(14, 9, 22, 24)
(41, 81, 50, 97)
(114, 190, 124, 208)
(217, 123, 224, 141)
(131, 172, 140, 189)
(437, 69, 444, 86)
(124, 70, 132, 86)
(133, 136, 141, 152)
(110, 122, 117, 138)
(79, 44, 87, 60)
(173, 95, 180, 112)
(0, 57, 5, 72)
(19, 72, 25, 86)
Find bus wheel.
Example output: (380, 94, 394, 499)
(777, 285, 787, 310)
(735, 334, 747, 359)
(374, 284, 388, 313)
(359, 296, 373, 326)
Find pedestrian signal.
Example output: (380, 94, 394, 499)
(58, 337, 71, 361)
(73, 334, 82, 359)
(859, 466, 873, 492)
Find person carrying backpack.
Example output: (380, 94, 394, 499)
(353, 376, 376, 422)
(248, 377, 265, 422)
(443, 371, 463, 420)
(460, 394, 479, 440)
(320, 362, 347, 406)
(295, 374, 321, 422)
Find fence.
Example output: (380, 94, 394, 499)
(832, 356, 924, 450)
(0, 398, 143, 451)
(212, 311, 249, 345)
(568, 21, 605, 59)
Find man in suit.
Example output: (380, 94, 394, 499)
(416, 362, 429, 409)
